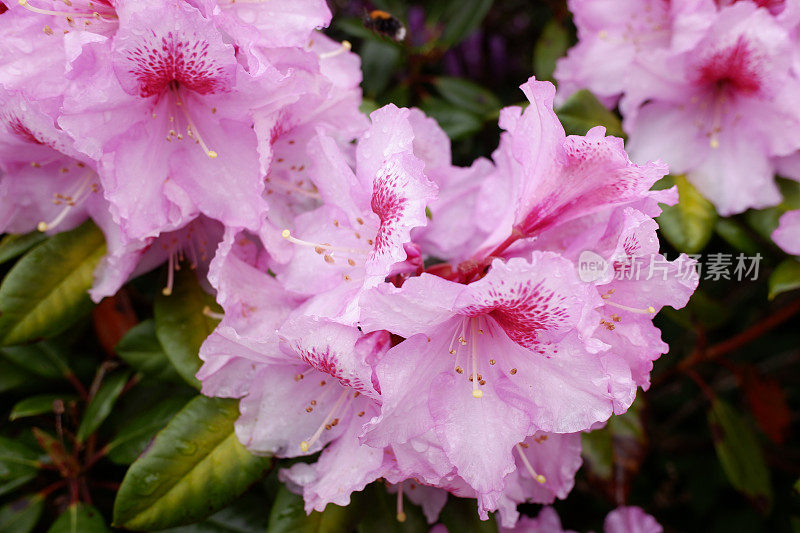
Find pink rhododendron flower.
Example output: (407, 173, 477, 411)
(773, 210, 800, 254)
(554, 0, 716, 106)
(273, 104, 436, 322)
(358, 253, 610, 513)
(58, 0, 283, 240)
(0, 91, 103, 234)
(473, 80, 670, 267)
(500, 506, 575, 533)
(622, 2, 800, 215)
(604, 506, 663, 533)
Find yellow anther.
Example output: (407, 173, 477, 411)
(300, 441, 310, 452)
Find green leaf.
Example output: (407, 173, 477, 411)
(359, 39, 402, 98)
(0, 357, 36, 394)
(160, 492, 272, 532)
(433, 77, 501, 117)
(154, 269, 220, 389)
(655, 175, 717, 253)
(0, 493, 44, 533)
(421, 97, 483, 140)
(106, 393, 192, 465)
(0, 341, 70, 379)
(768, 259, 800, 300)
(113, 396, 271, 530)
(439, 0, 493, 46)
(10, 393, 77, 421)
(555, 89, 625, 138)
(116, 319, 182, 382)
(0, 221, 105, 346)
(534, 19, 569, 81)
(48, 503, 109, 533)
(715, 218, 764, 256)
(0, 232, 47, 265)
(267, 485, 363, 533)
(0, 437, 41, 497)
(438, 495, 497, 533)
(746, 207, 783, 241)
(76, 371, 130, 443)
(708, 399, 772, 511)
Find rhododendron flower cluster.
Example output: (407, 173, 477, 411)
(0, 0, 698, 528)
(556, 0, 800, 215)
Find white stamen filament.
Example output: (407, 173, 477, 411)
(515, 443, 547, 484)
(470, 320, 483, 399)
(202, 306, 224, 320)
(602, 299, 655, 315)
(266, 176, 321, 199)
(281, 229, 369, 255)
(174, 93, 218, 158)
(300, 388, 349, 452)
(37, 173, 96, 232)
(19, 0, 98, 17)
(396, 483, 406, 523)
(162, 252, 175, 296)
(319, 40, 352, 60)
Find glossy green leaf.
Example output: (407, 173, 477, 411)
(0, 341, 70, 379)
(48, 503, 109, 533)
(10, 393, 76, 421)
(113, 396, 271, 530)
(768, 259, 800, 300)
(433, 77, 501, 117)
(655, 175, 717, 253)
(160, 492, 272, 532)
(715, 218, 763, 256)
(0, 493, 44, 533)
(154, 269, 220, 389)
(708, 399, 772, 511)
(438, 495, 497, 533)
(555, 89, 625, 138)
(106, 393, 192, 465)
(267, 485, 363, 533)
(534, 19, 569, 81)
(439, 0, 493, 46)
(421, 97, 483, 140)
(0, 437, 41, 497)
(76, 370, 130, 443)
(116, 319, 181, 382)
(0, 232, 47, 265)
(0, 221, 105, 346)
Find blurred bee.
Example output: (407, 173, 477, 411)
(364, 10, 406, 41)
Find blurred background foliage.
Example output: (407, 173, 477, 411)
(0, 1, 798, 531)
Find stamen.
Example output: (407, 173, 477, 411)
(300, 388, 349, 452)
(281, 229, 369, 256)
(515, 443, 546, 484)
(396, 483, 406, 523)
(202, 306, 224, 320)
(174, 92, 218, 158)
(37, 173, 96, 232)
(470, 320, 483, 399)
(319, 40, 352, 60)
(265, 176, 321, 199)
(162, 252, 175, 296)
(19, 0, 97, 18)
(601, 299, 655, 315)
